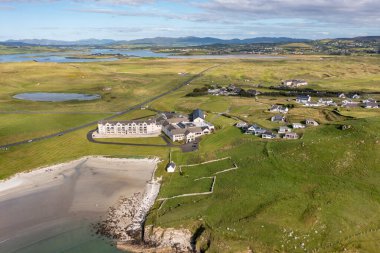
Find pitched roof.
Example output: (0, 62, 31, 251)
(192, 109, 205, 119)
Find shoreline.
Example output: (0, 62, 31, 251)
(0, 156, 159, 253)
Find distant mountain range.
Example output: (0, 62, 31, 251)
(1, 36, 379, 47)
(1, 37, 310, 47)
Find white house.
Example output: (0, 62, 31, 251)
(282, 80, 308, 87)
(262, 131, 277, 139)
(246, 124, 267, 136)
(269, 105, 289, 114)
(271, 115, 285, 123)
(166, 162, 176, 173)
(296, 95, 311, 104)
(292, 123, 305, 129)
(283, 132, 299, 139)
(305, 119, 319, 126)
(278, 126, 292, 134)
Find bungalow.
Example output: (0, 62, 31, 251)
(305, 119, 319, 126)
(350, 94, 361, 99)
(246, 124, 267, 135)
(318, 98, 335, 106)
(341, 100, 359, 108)
(292, 123, 305, 129)
(282, 80, 308, 87)
(269, 105, 289, 114)
(363, 101, 379, 109)
(235, 122, 248, 129)
(278, 126, 292, 134)
(166, 162, 176, 173)
(271, 115, 285, 123)
(362, 98, 376, 103)
(283, 132, 299, 139)
(262, 131, 277, 139)
(296, 95, 311, 104)
(338, 93, 346, 98)
(304, 102, 322, 107)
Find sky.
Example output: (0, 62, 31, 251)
(0, 0, 379, 41)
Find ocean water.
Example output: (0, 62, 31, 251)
(0, 158, 154, 253)
(0, 218, 123, 253)
(0, 49, 284, 63)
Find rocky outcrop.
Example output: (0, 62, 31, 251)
(144, 225, 193, 252)
(95, 192, 143, 241)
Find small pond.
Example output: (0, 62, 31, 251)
(13, 92, 101, 102)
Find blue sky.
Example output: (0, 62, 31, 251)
(0, 0, 379, 40)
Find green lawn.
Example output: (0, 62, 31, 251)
(0, 113, 111, 145)
(149, 115, 380, 252)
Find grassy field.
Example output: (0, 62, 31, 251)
(0, 59, 213, 113)
(0, 56, 379, 252)
(0, 45, 66, 55)
(149, 116, 380, 253)
(0, 113, 111, 145)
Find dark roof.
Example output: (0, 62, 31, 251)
(192, 109, 205, 120)
(297, 95, 311, 99)
(272, 115, 285, 121)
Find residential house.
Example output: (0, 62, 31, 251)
(363, 101, 379, 109)
(246, 124, 267, 136)
(296, 95, 311, 104)
(166, 162, 176, 173)
(304, 102, 323, 107)
(350, 94, 361, 99)
(341, 99, 359, 108)
(292, 123, 305, 129)
(283, 132, 299, 139)
(269, 105, 289, 114)
(305, 119, 319, 126)
(338, 93, 346, 98)
(235, 122, 248, 129)
(271, 115, 286, 123)
(278, 126, 292, 134)
(282, 80, 308, 87)
(318, 98, 336, 106)
(262, 131, 277, 139)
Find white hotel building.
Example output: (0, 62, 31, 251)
(96, 119, 162, 138)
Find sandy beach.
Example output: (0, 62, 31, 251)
(0, 156, 157, 253)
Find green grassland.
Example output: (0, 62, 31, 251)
(0, 45, 66, 55)
(183, 56, 380, 92)
(0, 113, 111, 145)
(0, 59, 212, 113)
(149, 116, 380, 253)
(0, 56, 379, 252)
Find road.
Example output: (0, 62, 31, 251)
(86, 130, 199, 152)
(0, 64, 219, 150)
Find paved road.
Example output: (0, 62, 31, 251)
(0, 65, 219, 150)
(86, 130, 199, 153)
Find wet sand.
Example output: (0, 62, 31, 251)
(0, 157, 157, 253)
